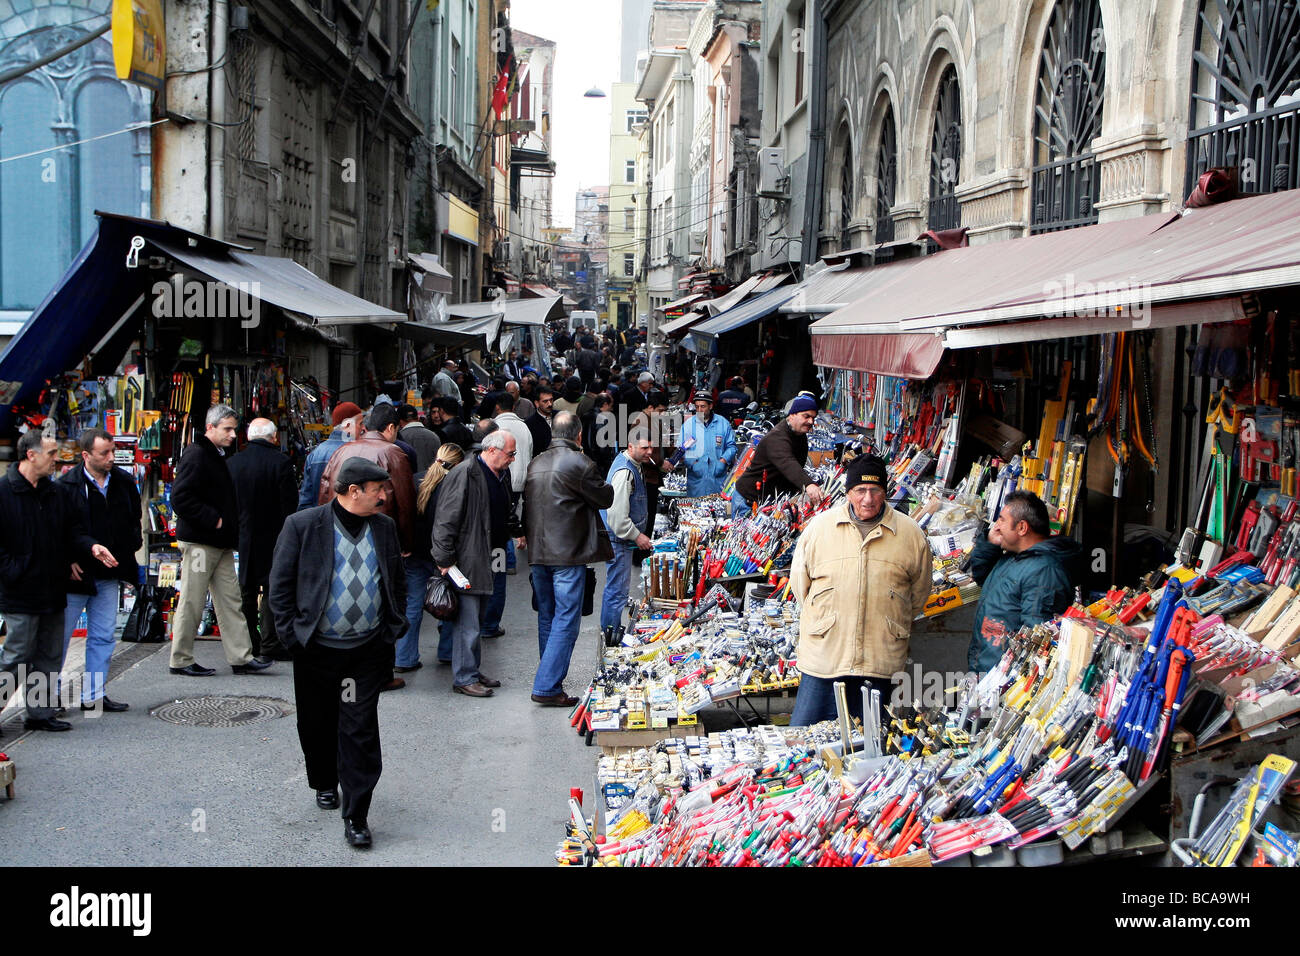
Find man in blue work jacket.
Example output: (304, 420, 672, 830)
(680, 394, 735, 497)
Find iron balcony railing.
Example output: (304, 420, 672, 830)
(1031, 152, 1100, 234)
(1186, 102, 1299, 199)
(927, 192, 961, 232)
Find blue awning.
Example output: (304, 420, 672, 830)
(680, 284, 798, 355)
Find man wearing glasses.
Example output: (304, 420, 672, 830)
(788, 455, 932, 727)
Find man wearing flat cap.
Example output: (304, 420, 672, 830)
(270, 457, 408, 849)
(788, 455, 932, 727)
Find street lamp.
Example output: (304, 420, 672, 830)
(583, 85, 607, 98)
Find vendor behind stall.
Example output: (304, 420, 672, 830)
(788, 455, 932, 726)
(967, 490, 1080, 674)
(735, 395, 824, 510)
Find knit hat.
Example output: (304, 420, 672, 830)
(331, 401, 363, 427)
(845, 454, 888, 490)
(788, 395, 818, 415)
(693, 392, 714, 405)
(336, 457, 390, 492)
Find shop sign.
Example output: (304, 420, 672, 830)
(112, 0, 166, 93)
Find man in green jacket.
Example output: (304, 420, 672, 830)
(968, 490, 1080, 673)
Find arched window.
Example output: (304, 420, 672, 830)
(1187, 0, 1300, 197)
(875, 104, 897, 243)
(928, 65, 962, 231)
(0, 80, 62, 310)
(838, 124, 854, 249)
(1030, 0, 1105, 233)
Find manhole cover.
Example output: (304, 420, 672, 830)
(150, 695, 295, 727)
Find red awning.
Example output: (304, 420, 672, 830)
(811, 331, 946, 378)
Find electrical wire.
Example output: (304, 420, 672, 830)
(0, 119, 166, 165)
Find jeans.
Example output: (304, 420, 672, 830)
(0, 611, 66, 720)
(437, 620, 454, 663)
(450, 592, 485, 687)
(532, 564, 586, 696)
(481, 570, 507, 637)
(601, 542, 634, 631)
(730, 487, 750, 517)
(63, 579, 121, 703)
(505, 538, 517, 572)
(789, 673, 894, 727)
(397, 559, 434, 668)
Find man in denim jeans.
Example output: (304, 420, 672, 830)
(600, 430, 654, 635)
(523, 412, 614, 706)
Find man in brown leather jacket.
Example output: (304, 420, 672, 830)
(319, 403, 417, 555)
(522, 411, 614, 706)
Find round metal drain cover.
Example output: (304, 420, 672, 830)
(150, 695, 295, 727)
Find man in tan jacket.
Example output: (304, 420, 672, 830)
(789, 455, 932, 726)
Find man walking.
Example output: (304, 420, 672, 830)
(269, 458, 407, 848)
(525, 385, 554, 455)
(715, 376, 750, 422)
(58, 427, 141, 712)
(524, 412, 614, 706)
(967, 490, 1079, 673)
(0, 431, 116, 733)
(429, 397, 473, 451)
(788, 456, 931, 726)
(430, 429, 520, 698)
(397, 403, 441, 472)
(299, 402, 363, 512)
(600, 429, 654, 635)
(169, 406, 272, 677)
(680, 394, 736, 497)
(228, 418, 297, 662)
(735, 395, 824, 509)
(433, 359, 460, 401)
(319, 403, 417, 556)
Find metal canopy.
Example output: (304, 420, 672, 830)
(397, 314, 504, 352)
(446, 294, 564, 326)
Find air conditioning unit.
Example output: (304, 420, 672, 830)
(523, 249, 537, 273)
(757, 146, 788, 198)
(689, 230, 704, 254)
(494, 239, 512, 263)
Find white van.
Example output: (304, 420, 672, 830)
(569, 310, 599, 335)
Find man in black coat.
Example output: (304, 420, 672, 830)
(429, 397, 474, 451)
(168, 405, 272, 677)
(227, 418, 297, 661)
(0, 431, 116, 733)
(270, 458, 407, 849)
(525, 386, 554, 455)
(57, 427, 141, 712)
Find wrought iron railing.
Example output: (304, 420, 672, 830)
(927, 192, 961, 232)
(1185, 103, 1299, 199)
(1030, 153, 1099, 234)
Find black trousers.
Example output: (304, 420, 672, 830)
(292, 636, 394, 822)
(240, 576, 283, 657)
(645, 485, 660, 533)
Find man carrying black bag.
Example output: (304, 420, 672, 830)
(269, 458, 407, 849)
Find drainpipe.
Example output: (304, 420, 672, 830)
(208, 0, 229, 240)
(800, 0, 826, 266)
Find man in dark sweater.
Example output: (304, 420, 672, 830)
(0, 430, 116, 732)
(429, 397, 474, 451)
(270, 457, 408, 848)
(735, 395, 825, 508)
(57, 427, 142, 712)
(169, 405, 272, 677)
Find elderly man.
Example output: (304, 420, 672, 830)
(57, 427, 141, 713)
(430, 428, 521, 697)
(228, 418, 298, 661)
(736, 394, 824, 509)
(524, 411, 614, 706)
(0, 431, 116, 732)
(679, 394, 735, 498)
(169, 405, 271, 676)
(967, 490, 1080, 673)
(788, 456, 932, 726)
(600, 429, 654, 635)
(504, 380, 534, 420)
(618, 371, 656, 417)
(433, 360, 461, 400)
(270, 458, 407, 849)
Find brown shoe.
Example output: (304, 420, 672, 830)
(453, 681, 494, 698)
(531, 692, 578, 707)
(380, 677, 406, 692)
(477, 674, 502, 688)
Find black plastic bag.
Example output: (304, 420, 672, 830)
(423, 573, 459, 620)
(122, 585, 165, 643)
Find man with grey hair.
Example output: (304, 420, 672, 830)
(228, 417, 297, 661)
(504, 380, 534, 420)
(619, 371, 656, 417)
(433, 359, 460, 400)
(430, 425, 522, 697)
(169, 405, 272, 676)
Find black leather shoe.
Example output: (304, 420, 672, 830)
(343, 817, 372, 848)
(316, 788, 339, 810)
(232, 658, 273, 674)
(480, 627, 505, 639)
(170, 663, 216, 676)
(24, 717, 72, 732)
(477, 674, 502, 688)
(393, 662, 423, 673)
(82, 697, 129, 713)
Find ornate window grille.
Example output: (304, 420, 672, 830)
(928, 66, 962, 231)
(875, 105, 897, 243)
(1030, 0, 1105, 233)
(1186, 0, 1300, 197)
(839, 133, 854, 249)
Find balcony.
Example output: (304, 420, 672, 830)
(1031, 153, 1099, 234)
(1186, 102, 1299, 199)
